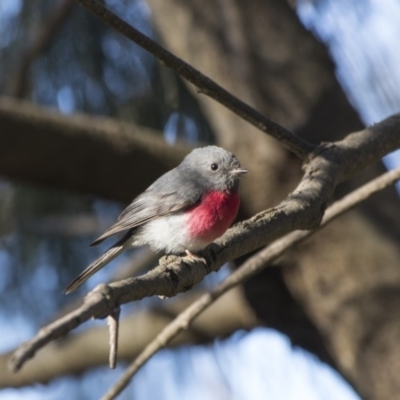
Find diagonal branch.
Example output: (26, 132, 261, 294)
(76, 0, 315, 160)
(103, 164, 400, 400)
(8, 113, 400, 374)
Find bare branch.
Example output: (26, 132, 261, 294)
(76, 0, 315, 160)
(2, 287, 256, 387)
(0, 97, 189, 202)
(8, 114, 400, 374)
(103, 165, 400, 400)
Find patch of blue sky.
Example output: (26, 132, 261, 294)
(105, 0, 152, 36)
(164, 112, 200, 145)
(0, 0, 22, 49)
(297, 0, 400, 178)
(57, 86, 76, 114)
(130, 328, 360, 400)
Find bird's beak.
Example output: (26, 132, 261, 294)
(231, 168, 248, 176)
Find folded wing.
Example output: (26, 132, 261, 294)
(91, 190, 196, 246)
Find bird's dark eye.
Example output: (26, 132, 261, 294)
(210, 163, 219, 171)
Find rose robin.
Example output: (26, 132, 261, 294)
(65, 146, 247, 293)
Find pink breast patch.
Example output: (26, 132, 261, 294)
(186, 191, 240, 243)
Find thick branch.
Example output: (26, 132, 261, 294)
(0, 97, 189, 202)
(103, 164, 400, 400)
(76, 0, 315, 160)
(8, 113, 400, 373)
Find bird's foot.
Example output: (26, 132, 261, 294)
(185, 249, 207, 265)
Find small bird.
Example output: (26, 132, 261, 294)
(65, 146, 247, 293)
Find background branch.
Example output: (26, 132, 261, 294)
(1, 287, 257, 387)
(0, 97, 189, 202)
(77, 0, 315, 159)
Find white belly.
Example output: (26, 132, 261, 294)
(131, 214, 210, 254)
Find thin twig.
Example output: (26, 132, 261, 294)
(107, 307, 121, 369)
(8, 286, 111, 372)
(76, 0, 315, 160)
(102, 166, 400, 399)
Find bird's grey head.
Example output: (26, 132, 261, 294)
(179, 146, 247, 192)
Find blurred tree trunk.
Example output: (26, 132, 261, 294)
(146, 0, 400, 399)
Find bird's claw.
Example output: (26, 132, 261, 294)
(185, 249, 207, 265)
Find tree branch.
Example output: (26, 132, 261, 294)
(8, 113, 400, 374)
(0, 97, 189, 202)
(76, 0, 315, 160)
(103, 165, 400, 400)
(107, 307, 120, 369)
(1, 287, 256, 387)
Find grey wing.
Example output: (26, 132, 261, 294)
(90, 190, 196, 246)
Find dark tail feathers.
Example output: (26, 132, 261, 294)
(64, 236, 130, 294)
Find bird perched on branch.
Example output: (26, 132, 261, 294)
(65, 146, 247, 293)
